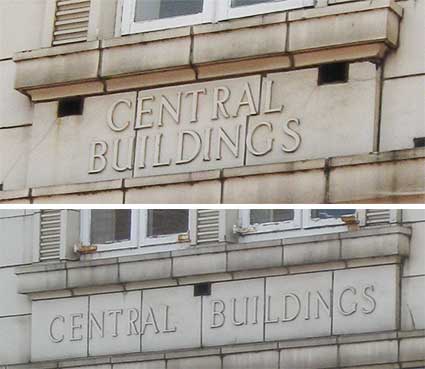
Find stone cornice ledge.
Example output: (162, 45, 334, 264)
(15, 224, 411, 296)
(0, 148, 423, 203)
(13, 0, 402, 101)
(4, 330, 425, 369)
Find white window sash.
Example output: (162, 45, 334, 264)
(303, 210, 356, 229)
(217, 0, 315, 21)
(121, 0, 315, 35)
(80, 210, 139, 251)
(139, 210, 193, 247)
(239, 209, 301, 234)
(122, 0, 216, 35)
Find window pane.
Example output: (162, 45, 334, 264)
(91, 210, 131, 244)
(250, 209, 294, 224)
(231, 0, 278, 7)
(311, 209, 356, 219)
(147, 210, 189, 237)
(135, 0, 204, 21)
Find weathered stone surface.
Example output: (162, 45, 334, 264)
(339, 340, 398, 366)
(0, 213, 33, 267)
(265, 272, 332, 341)
(0, 0, 46, 59)
(280, 345, 338, 369)
(223, 350, 279, 369)
(0, 60, 33, 128)
(385, 0, 425, 78)
(27, 92, 137, 189)
(32, 297, 89, 361)
(0, 315, 31, 365)
(89, 291, 141, 356)
(202, 279, 264, 347)
(333, 265, 398, 335)
(141, 286, 201, 352)
(401, 275, 425, 330)
(247, 63, 377, 167)
(380, 75, 425, 151)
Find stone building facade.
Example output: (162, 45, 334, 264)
(0, 208, 424, 368)
(0, 0, 424, 204)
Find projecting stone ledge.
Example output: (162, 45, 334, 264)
(14, 224, 410, 296)
(13, 0, 402, 101)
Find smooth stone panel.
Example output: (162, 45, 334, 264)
(265, 272, 332, 341)
(385, 0, 425, 78)
(32, 296, 89, 361)
(0, 267, 31, 315)
(141, 286, 201, 352)
(223, 350, 279, 369)
(0, 315, 31, 365)
(0, 214, 33, 267)
(27, 92, 137, 188)
(280, 345, 338, 369)
(333, 265, 398, 335)
(0, 125, 31, 191)
(125, 181, 221, 204)
(380, 75, 425, 151)
(246, 63, 376, 167)
(202, 279, 264, 346)
(0, 1, 46, 58)
(402, 222, 425, 276)
(167, 356, 221, 369)
(0, 60, 33, 128)
(401, 275, 425, 330)
(89, 291, 141, 356)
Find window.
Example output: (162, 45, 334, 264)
(238, 209, 359, 240)
(122, 0, 314, 34)
(304, 209, 356, 228)
(239, 209, 301, 234)
(90, 209, 132, 244)
(81, 209, 191, 252)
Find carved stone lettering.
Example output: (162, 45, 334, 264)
(32, 266, 397, 361)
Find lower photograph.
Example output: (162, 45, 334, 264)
(1, 208, 424, 368)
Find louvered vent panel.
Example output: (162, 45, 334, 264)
(197, 210, 220, 244)
(366, 209, 391, 225)
(53, 0, 91, 46)
(39, 210, 62, 261)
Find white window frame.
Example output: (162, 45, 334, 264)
(121, 0, 315, 35)
(122, 0, 216, 34)
(303, 209, 358, 229)
(238, 209, 301, 235)
(81, 210, 192, 252)
(139, 210, 193, 246)
(216, 0, 315, 21)
(80, 210, 139, 252)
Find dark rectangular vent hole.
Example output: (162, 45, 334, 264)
(58, 98, 84, 118)
(413, 137, 425, 148)
(194, 282, 211, 296)
(0, 183, 3, 191)
(318, 63, 349, 85)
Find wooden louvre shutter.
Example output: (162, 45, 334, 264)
(39, 210, 62, 261)
(52, 0, 91, 46)
(196, 210, 220, 244)
(365, 209, 391, 225)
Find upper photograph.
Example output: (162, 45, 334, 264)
(0, 0, 424, 204)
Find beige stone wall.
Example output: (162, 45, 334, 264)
(0, 0, 423, 203)
(0, 210, 424, 367)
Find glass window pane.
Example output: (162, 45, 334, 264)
(231, 0, 278, 7)
(147, 210, 189, 237)
(250, 209, 294, 224)
(135, 0, 204, 22)
(311, 209, 356, 219)
(91, 210, 131, 244)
